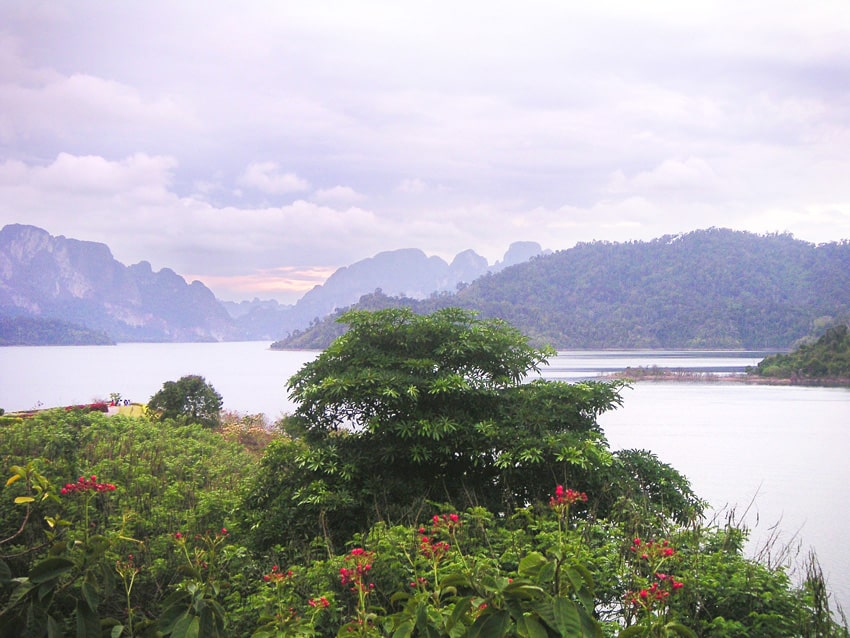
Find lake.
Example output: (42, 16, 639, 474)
(1, 342, 848, 611)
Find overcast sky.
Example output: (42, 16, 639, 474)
(1, 1, 849, 303)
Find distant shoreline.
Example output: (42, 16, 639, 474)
(601, 368, 850, 387)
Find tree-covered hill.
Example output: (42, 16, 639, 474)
(273, 229, 850, 350)
(750, 324, 850, 380)
(0, 315, 114, 346)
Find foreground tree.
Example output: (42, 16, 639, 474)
(246, 308, 699, 552)
(148, 374, 223, 427)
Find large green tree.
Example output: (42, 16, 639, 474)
(148, 374, 223, 428)
(246, 308, 699, 552)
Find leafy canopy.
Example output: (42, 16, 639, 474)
(287, 306, 555, 434)
(148, 374, 223, 427)
(249, 308, 668, 550)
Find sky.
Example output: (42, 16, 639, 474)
(1, 1, 849, 303)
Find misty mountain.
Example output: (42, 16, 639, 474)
(0, 224, 239, 343)
(0, 224, 547, 344)
(231, 243, 545, 340)
(273, 229, 850, 351)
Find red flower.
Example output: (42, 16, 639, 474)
(549, 485, 588, 509)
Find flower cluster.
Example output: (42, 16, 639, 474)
(549, 485, 588, 508)
(630, 537, 675, 562)
(308, 596, 330, 608)
(420, 536, 450, 561)
(628, 573, 685, 611)
(418, 513, 460, 562)
(263, 565, 294, 583)
(60, 475, 116, 495)
(115, 553, 140, 577)
(340, 548, 375, 594)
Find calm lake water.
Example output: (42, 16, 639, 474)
(1, 342, 848, 611)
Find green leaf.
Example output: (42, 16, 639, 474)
(2, 579, 34, 612)
(13, 496, 35, 504)
(171, 614, 199, 638)
(664, 622, 697, 637)
(30, 557, 74, 584)
(515, 614, 548, 638)
(392, 619, 414, 638)
(441, 573, 471, 589)
(81, 581, 99, 612)
(76, 598, 100, 637)
(503, 582, 546, 600)
(199, 606, 219, 638)
(617, 626, 645, 638)
(518, 552, 547, 577)
(468, 611, 511, 638)
(47, 615, 63, 638)
(111, 626, 126, 638)
(551, 598, 581, 637)
(0, 559, 11, 586)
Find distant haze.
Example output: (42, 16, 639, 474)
(1, 2, 849, 302)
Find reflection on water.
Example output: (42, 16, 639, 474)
(539, 350, 770, 381)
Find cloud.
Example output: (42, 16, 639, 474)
(183, 266, 337, 302)
(397, 178, 426, 194)
(0, 153, 177, 196)
(0, 32, 194, 150)
(608, 158, 721, 197)
(1, 2, 850, 301)
(312, 186, 365, 204)
(237, 162, 310, 195)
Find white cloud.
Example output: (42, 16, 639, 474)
(609, 158, 721, 196)
(237, 162, 310, 195)
(312, 185, 365, 204)
(397, 178, 426, 194)
(1, 1, 850, 301)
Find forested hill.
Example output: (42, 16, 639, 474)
(751, 324, 850, 380)
(273, 229, 850, 350)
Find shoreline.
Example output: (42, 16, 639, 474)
(601, 368, 850, 387)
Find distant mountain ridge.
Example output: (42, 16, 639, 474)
(0, 224, 545, 344)
(9, 224, 848, 350)
(274, 229, 850, 351)
(0, 224, 238, 343)
(228, 242, 547, 339)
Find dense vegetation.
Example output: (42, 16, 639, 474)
(147, 375, 224, 428)
(2, 309, 847, 636)
(750, 324, 850, 381)
(273, 229, 850, 350)
(0, 316, 114, 346)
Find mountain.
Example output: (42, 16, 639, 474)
(272, 229, 850, 351)
(0, 224, 239, 343)
(233, 243, 544, 340)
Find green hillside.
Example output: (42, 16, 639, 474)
(751, 324, 850, 380)
(273, 229, 850, 350)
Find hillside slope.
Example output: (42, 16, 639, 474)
(274, 229, 850, 350)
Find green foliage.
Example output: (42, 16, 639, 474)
(0, 315, 114, 346)
(3, 311, 848, 636)
(0, 408, 255, 637)
(751, 324, 850, 381)
(275, 230, 850, 350)
(254, 308, 655, 550)
(1, 406, 846, 636)
(148, 374, 224, 427)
